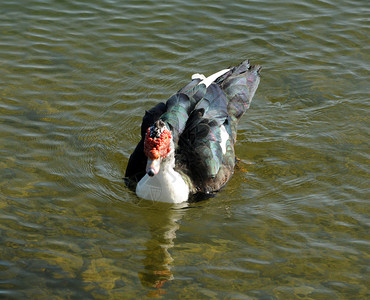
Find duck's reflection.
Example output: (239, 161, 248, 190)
(137, 202, 187, 295)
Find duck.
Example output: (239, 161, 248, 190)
(125, 60, 261, 203)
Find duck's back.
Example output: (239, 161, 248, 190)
(176, 60, 261, 194)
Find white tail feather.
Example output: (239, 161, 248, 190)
(200, 68, 230, 87)
(192, 73, 206, 80)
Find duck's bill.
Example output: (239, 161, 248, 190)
(146, 158, 161, 177)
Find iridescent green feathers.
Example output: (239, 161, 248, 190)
(160, 80, 207, 144)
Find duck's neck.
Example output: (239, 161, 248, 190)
(136, 153, 189, 203)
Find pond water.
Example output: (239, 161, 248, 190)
(0, 0, 369, 298)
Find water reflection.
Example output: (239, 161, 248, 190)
(136, 202, 186, 296)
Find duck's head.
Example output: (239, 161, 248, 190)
(144, 120, 172, 177)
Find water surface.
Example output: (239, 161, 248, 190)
(0, 0, 369, 298)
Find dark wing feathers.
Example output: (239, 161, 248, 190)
(176, 60, 257, 193)
(161, 80, 207, 143)
(177, 84, 230, 192)
(195, 83, 228, 124)
(160, 93, 192, 143)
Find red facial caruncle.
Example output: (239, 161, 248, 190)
(144, 123, 172, 160)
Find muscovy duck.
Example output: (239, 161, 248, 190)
(125, 60, 261, 203)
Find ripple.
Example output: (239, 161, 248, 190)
(0, 0, 369, 298)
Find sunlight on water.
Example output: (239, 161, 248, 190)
(0, 0, 369, 298)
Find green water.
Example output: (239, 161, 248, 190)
(0, 0, 369, 299)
